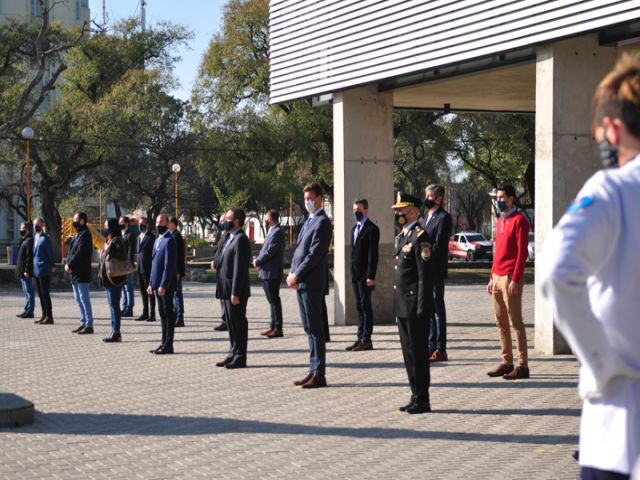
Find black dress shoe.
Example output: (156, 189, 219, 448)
(406, 403, 431, 414)
(103, 332, 121, 343)
(21, 313, 34, 319)
(146, 315, 156, 322)
(150, 346, 163, 353)
(122, 310, 133, 317)
(154, 346, 174, 355)
(399, 402, 415, 412)
(72, 325, 84, 333)
(135, 314, 149, 321)
(216, 357, 233, 367)
(34, 316, 45, 324)
(225, 360, 247, 369)
(40, 316, 54, 325)
(214, 322, 228, 331)
(78, 327, 94, 334)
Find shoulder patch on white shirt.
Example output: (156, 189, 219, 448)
(567, 196, 594, 214)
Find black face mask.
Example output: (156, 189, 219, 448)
(34, 225, 42, 233)
(139, 224, 147, 232)
(119, 224, 127, 230)
(72, 221, 82, 230)
(599, 140, 619, 169)
(157, 225, 167, 235)
(20, 229, 27, 237)
(424, 199, 436, 209)
(395, 213, 408, 227)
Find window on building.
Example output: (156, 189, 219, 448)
(76, 0, 80, 19)
(32, 0, 49, 17)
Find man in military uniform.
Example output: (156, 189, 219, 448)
(392, 192, 434, 414)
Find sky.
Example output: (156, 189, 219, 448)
(89, 0, 227, 100)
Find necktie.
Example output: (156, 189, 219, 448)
(299, 218, 312, 237)
(354, 223, 362, 243)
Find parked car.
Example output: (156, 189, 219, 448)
(448, 232, 493, 261)
(528, 232, 535, 261)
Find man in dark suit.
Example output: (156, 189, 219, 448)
(347, 198, 380, 352)
(135, 217, 156, 322)
(211, 212, 229, 332)
(215, 207, 251, 369)
(169, 217, 186, 327)
(65, 211, 95, 334)
(119, 216, 136, 317)
(15, 222, 35, 319)
(147, 214, 177, 355)
(32, 217, 54, 325)
(423, 184, 453, 362)
(392, 192, 434, 414)
(255, 209, 286, 338)
(287, 182, 332, 389)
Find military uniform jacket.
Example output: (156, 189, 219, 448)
(393, 223, 434, 319)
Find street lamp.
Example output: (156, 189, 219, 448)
(172, 163, 181, 218)
(21, 127, 34, 221)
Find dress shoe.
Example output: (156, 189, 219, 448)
(487, 363, 514, 377)
(122, 310, 133, 317)
(39, 316, 54, 325)
(406, 403, 431, 414)
(503, 366, 530, 380)
(71, 325, 85, 333)
(216, 357, 234, 367)
(293, 373, 313, 386)
(102, 332, 121, 343)
(78, 327, 94, 334)
(301, 374, 327, 389)
(399, 401, 415, 412)
(429, 350, 448, 362)
(16, 312, 25, 318)
(225, 359, 247, 369)
(266, 329, 283, 338)
(154, 346, 174, 354)
(175, 318, 185, 327)
(34, 316, 46, 324)
(261, 328, 274, 336)
(352, 340, 373, 351)
(135, 314, 149, 321)
(21, 313, 34, 319)
(150, 346, 163, 353)
(146, 315, 156, 322)
(345, 340, 361, 351)
(214, 322, 228, 331)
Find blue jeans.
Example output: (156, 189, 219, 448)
(105, 286, 122, 332)
(173, 277, 184, 320)
(20, 277, 35, 315)
(296, 289, 326, 376)
(72, 282, 93, 327)
(429, 279, 447, 352)
(120, 272, 135, 312)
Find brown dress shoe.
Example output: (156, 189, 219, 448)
(40, 316, 54, 325)
(503, 366, 530, 380)
(216, 357, 233, 368)
(261, 328, 274, 336)
(301, 374, 327, 389)
(487, 363, 514, 377)
(429, 350, 448, 362)
(78, 327, 94, 334)
(345, 340, 361, 351)
(352, 340, 373, 351)
(72, 326, 84, 333)
(266, 329, 283, 338)
(35, 316, 46, 324)
(293, 373, 313, 386)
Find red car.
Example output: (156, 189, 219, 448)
(448, 232, 493, 262)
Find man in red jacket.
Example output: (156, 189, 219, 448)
(487, 185, 530, 380)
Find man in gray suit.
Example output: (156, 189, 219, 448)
(287, 182, 332, 389)
(255, 209, 286, 338)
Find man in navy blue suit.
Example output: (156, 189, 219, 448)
(255, 209, 286, 338)
(135, 217, 156, 322)
(287, 182, 332, 389)
(147, 214, 177, 355)
(32, 217, 54, 325)
(215, 207, 251, 369)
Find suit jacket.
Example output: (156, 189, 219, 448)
(255, 224, 285, 280)
(136, 231, 156, 276)
(214, 230, 230, 269)
(422, 207, 452, 280)
(149, 231, 177, 291)
(171, 229, 186, 277)
(350, 218, 380, 283)
(291, 209, 332, 292)
(15, 235, 34, 279)
(66, 226, 93, 283)
(393, 223, 434, 319)
(215, 230, 251, 300)
(122, 230, 136, 265)
(33, 233, 53, 278)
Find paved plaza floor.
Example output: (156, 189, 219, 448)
(0, 282, 580, 479)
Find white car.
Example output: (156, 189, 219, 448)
(528, 232, 535, 261)
(448, 232, 493, 262)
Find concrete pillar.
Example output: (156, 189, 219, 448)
(535, 34, 616, 354)
(333, 85, 395, 326)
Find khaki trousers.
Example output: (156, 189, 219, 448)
(491, 273, 528, 367)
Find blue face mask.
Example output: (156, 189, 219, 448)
(497, 200, 507, 212)
(223, 220, 234, 232)
(354, 211, 364, 222)
(101, 228, 109, 237)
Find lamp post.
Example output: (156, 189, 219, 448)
(172, 163, 181, 218)
(21, 127, 34, 221)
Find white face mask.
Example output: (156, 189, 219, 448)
(304, 199, 316, 213)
